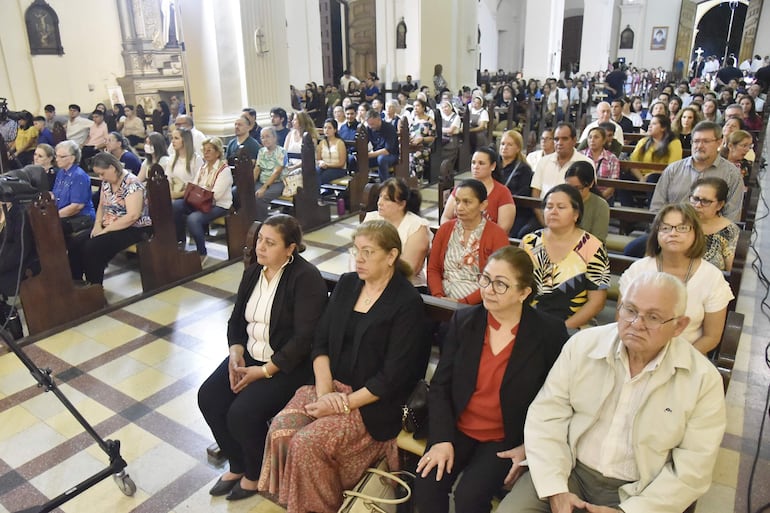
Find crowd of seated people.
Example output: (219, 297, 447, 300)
(1, 54, 766, 513)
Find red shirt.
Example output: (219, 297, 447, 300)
(457, 313, 518, 442)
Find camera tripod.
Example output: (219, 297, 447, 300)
(0, 327, 136, 512)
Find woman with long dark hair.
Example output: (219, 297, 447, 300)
(628, 114, 682, 183)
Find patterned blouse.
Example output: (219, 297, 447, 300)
(521, 229, 610, 321)
(256, 145, 288, 184)
(442, 218, 487, 300)
(703, 222, 739, 271)
(100, 172, 151, 228)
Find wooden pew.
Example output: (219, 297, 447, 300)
(19, 192, 107, 335)
(393, 115, 417, 189)
(136, 164, 201, 292)
(224, 149, 258, 259)
(511, 194, 656, 225)
(270, 132, 331, 231)
(458, 107, 471, 173)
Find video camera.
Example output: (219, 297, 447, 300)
(0, 166, 47, 203)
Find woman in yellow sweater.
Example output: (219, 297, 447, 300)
(629, 113, 682, 183)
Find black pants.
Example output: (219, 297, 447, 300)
(68, 226, 151, 284)
(197, 354, 311, 481)
(414, 429, 512, 513)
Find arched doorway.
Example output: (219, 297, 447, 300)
(693, 2, 748, 63)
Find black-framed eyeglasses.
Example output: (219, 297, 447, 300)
(688, 195, 715, 207)
(658, 223, 692, 234)
(618, 304, 678, 330)
(477, 273, 512, 294)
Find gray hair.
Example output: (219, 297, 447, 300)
(56, 140, 81, 163)
(625, 271, 687, 317)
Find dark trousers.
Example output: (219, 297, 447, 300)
(68, 226, 151, 284)
(414, 429, 512, 513)
(171, 199, 227, 255)
(370, 154, 398, 182)
(197, 354, 310, 481)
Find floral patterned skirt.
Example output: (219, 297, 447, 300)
(258, 381, 399, 513)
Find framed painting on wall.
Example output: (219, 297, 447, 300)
(650, 26, 668, 51)
(25, 0, 64, 55)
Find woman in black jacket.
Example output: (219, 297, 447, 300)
(197, 214, 328, 501)
(414, 246, 569, 513)
(258, 220, 429, 513)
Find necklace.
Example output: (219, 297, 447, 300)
(362, 283, 387, 305)
(657, 255, 695, 283)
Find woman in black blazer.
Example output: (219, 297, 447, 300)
(198, 214, 328, 501)
(414, 246, 569, 513)
(258, 220, 429, 513)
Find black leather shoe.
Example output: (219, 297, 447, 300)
(209, 476, 239, 496)
(226, 481, 259, 501)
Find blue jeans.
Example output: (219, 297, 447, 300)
(317, 166, 347, 185)
(370, 154, 398, 182)
(172, 199, 227, 255)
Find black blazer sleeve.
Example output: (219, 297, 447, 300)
(427, 304, 569, 448)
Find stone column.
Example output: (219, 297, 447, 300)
(419, 0, 477, 95)
(176, 0, 247, 136)
(580, 0, 616, 73)
(239, 0, 291, 124)
(523, 0, 565, 79)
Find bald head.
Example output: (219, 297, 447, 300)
(175, 115, 194, 129)
(596, 102, 611, 123)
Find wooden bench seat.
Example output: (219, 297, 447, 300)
(136, 165, 201, 292)
(267, 132, 331, 231)
(19, 193, 107, 335)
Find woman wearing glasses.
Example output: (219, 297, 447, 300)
(258, 220, 428, 513)
(618, 203, 733, 354)
(720, 129, 754, 185)
(689, 178, 739, 272)
(414, 246, 568, 513)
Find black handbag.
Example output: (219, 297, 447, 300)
(401, 380, 428, 439)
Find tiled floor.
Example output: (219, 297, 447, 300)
(0, 174, 768, 512)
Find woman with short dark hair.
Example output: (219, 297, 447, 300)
(68, 152, 152, 285)
(520, 184, 610, 329)
(414, 246, 569, 513)
(198, 214, 328, 501)
(619, 203, 733, 354)
(429, 179, 509, 304)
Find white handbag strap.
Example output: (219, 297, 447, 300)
(342, 467, 412, 505)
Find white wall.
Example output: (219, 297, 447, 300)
(419, 0, 478, 93)
(477, 0, 498, 73)
(375, 0, 421, 94)
(497, 0, 526, 73)
(0, 0, 124, 113)
(285, 0, 324, 89)
(639, 0, 680, 70)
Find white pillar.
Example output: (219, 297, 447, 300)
(176, 0, 247, 136)
(523, 0, 565, 79)
(285, 0, 324, 89)
(239, 0, 291, 125)
(579, 0, 615, 73)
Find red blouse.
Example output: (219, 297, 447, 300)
(456, 313, 518, 442)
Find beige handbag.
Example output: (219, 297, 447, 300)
(281, 170, 303, 197)
(338, 458, 412, 513)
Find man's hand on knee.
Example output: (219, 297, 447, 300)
(548, 492, 587, 513)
